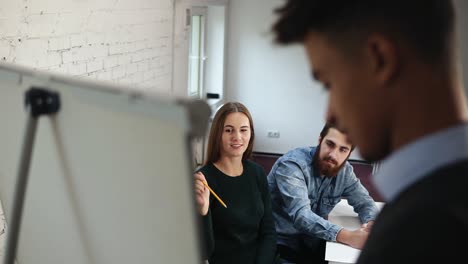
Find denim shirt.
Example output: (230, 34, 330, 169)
(267, 146, 378, 250)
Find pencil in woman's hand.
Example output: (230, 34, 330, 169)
(202, 181, 228, 208)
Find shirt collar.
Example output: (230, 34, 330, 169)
(373, 123, 468, 202)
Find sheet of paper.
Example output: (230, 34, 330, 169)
(325, 242, 360, 263)
(324, 199, 385, 263)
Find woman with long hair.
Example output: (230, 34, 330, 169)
(194, 102, 277, 264)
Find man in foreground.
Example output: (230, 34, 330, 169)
(271, 0, 468, 263)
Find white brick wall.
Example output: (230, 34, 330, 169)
(0, 0, 174, 93)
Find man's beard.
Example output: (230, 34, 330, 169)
(313, 143, 347, 178)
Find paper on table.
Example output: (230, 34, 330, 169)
(324, 199, 385, 263)
(325, 200, 362, 263)
(325, 242, 360, 263)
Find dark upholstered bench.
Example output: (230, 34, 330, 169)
(251, 152, 384, 202)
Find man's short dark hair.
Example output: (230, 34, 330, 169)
(320, 123, 355, 151)
(272, 0, 455, 63)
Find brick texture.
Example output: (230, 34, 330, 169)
(0, 0, 174, 93)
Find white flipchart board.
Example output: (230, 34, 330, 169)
(0, 62, 210, 264)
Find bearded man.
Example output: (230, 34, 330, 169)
(267, 123, 378, 264)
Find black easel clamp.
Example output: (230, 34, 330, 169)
(24, 87, 60, 117)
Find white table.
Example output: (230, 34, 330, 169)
(325, 199, 384, 264)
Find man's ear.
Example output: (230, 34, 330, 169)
(366, 34, 400, 85)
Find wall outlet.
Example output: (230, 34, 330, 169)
(267, 130, 280, 138)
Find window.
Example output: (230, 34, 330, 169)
(188, 7, 207, 98)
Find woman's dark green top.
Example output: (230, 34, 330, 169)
(199, 160, 277, 264)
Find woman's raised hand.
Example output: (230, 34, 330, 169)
(194, 172, 210, 215)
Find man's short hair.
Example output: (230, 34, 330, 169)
(320, 123, 355, 151)
(272, 0, 455, 64)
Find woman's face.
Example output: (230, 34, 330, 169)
(220, 112, 251, 159)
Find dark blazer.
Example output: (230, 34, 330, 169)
(357, 160, 468, 263)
